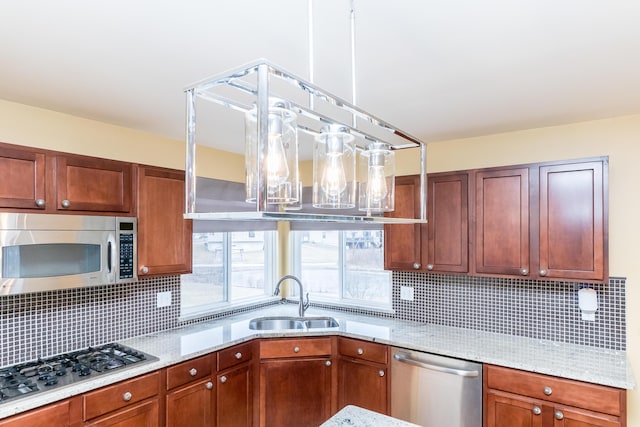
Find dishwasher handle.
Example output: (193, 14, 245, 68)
(393, 353, 479, 378)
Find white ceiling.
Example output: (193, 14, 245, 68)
(2, 0, 640, 154)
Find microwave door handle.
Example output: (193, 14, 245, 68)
(107, 241, 113, 273)
(107, 233, 116, 281)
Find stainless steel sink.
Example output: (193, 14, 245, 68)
(248, 316, 339, 330)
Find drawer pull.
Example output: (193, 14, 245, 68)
(357, 348, 364, 355)
(532, 406, 541, 415)
(520, 268, 529, 276)
(379, 370, 385, 377)
(412, 262, 421, 270)
(325, 360, 332, 367)
(122, 392, 132, 402)
(220, 376, 227, 384)
(543, 386, 552, 396)
(61, 199, 71, 208)
(206, 381, 213, 390)
(35, 199, 46, 208)
(555, 411, 564, 420)
(293, 346, 300, 353)
(140, 266, 149, 274)
(235, 352, 243, 360)
(539, 269, 548, 276)
(426, 264, 434, 271)
(189, 368, 198, 377)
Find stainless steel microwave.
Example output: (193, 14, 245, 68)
(0, 213, 137, 295)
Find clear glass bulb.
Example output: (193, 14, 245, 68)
(367, 165, 388, 202)
(321, 153, 347, 200)
(266, 124, 290, 195)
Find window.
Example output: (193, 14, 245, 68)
(181, 230, 277, 318)
(291, 229, 391, 308)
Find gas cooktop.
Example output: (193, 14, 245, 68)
(0, 343, 157, 404)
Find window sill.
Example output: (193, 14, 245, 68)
(179, 296, 281, 322)
(283, 297, 395, 316)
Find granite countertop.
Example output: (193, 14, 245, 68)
(0, 304, 635, 419)
(320, 405, 420, 427)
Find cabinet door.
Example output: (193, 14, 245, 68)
(384, 175, 422, 271)
(84, 399, 158, 427)
(538, 160, 607, 282)
(217, 364, 252, 427)
(165, 378, 214, 427)
(553, 405, 621, 427)
(0, 145, 46, 210)
(137, 166, 192, 276)
(260, 358, 332, 427)
(475, 167, 530, 276)
(338, 358, 388, 414)
(55, 155, 132, 213)
(425, 172, 469, 273)
(485, 390, 544, 427)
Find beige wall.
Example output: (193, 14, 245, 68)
(1, 98, 638, 422)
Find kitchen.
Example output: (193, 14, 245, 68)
(1, 1, 639, 426)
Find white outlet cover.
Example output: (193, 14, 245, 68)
(400, 286, 414, 301)
(157, 291, 172, 308)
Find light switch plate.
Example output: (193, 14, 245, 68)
(157, 291, 172, 308)
(400, 286, 414, 301)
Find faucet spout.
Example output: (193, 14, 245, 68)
(274, 275, 310, 317)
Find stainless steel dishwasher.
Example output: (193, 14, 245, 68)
(390, 347, 482, 427)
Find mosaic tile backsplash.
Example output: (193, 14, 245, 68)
(0, 273, 626, 367)
(392, 273, 626, 351)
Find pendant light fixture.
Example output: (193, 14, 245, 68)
(245, 98, 300, 205)
(313, 124, 356, 208)
(359, 142, 395, 213)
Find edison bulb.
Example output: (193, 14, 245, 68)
(266, 131, 290, 195)
(321, 153, 347, 199)
(367, 164, 388, 202)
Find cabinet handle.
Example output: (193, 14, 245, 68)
(206, 381, 213, 390)
(61, 199, 71, 208)
(220, 376, 227, 384)
(234, 352, 243, 360)
(555, 411, 564, 420)
(412, 262, 421, 270)
(379, 370, 385, 377)
(122, 392, 132, 402)
(539, 269, 548, 277)
(520, 268, 529, 276)
(189, 368, 198, 377)
(426, 264, 434, 271)
(357, 348, 364, 355)
(543, 386, 552, 396)
(35, 199, 45, 208)
(532, 406, 541, 415)
(140, 266, 149, 274)
(325, 360, 332, 367)
(293, 346, 300, 353)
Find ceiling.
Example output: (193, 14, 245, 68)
(2, 0, 640, 155)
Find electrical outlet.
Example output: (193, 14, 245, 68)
(157, 291, 172, 308)
(400, 286, 414, 301)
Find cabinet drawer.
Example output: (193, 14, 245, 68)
(166, 354, 213, 390)
(338, 338, 387, 364)
(83, 372, 160, 420)
(485, 365, 624, 416)
(218, 342, 253, 371)
(260, 338, 332, 359)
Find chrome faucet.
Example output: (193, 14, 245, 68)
(273, 275, 310, 317)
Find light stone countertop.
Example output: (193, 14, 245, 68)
(0, 304, 634, 420)
(320, 405, 420, 427)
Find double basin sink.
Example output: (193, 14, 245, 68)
(249, 316, 339, 331)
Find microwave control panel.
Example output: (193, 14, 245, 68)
(116, 218, 137, 281)
(119, 233, 135, 279)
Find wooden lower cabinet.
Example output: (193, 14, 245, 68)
(0, 398, 82, 427)
(485, 365, 626, 427)
(259, 338, 333, 427)
(337, 337, 389, 414)
(165, 378, 213, 427)
(84, 399, 158, 427)
(216, 363, 252, 427)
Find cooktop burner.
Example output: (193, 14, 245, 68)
(0, 344, 156, 404)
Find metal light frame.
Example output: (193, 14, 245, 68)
(184, 58, 427, 224)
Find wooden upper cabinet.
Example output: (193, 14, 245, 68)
(136, 165, 192, 276)
(0, 145, 47, 210)
(54, 154, 133, 214)
(425, 171, 469, 273)
(475, 167, 530, 277)
(384, 175, 422, 271)
(538, 160, 607, 282)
